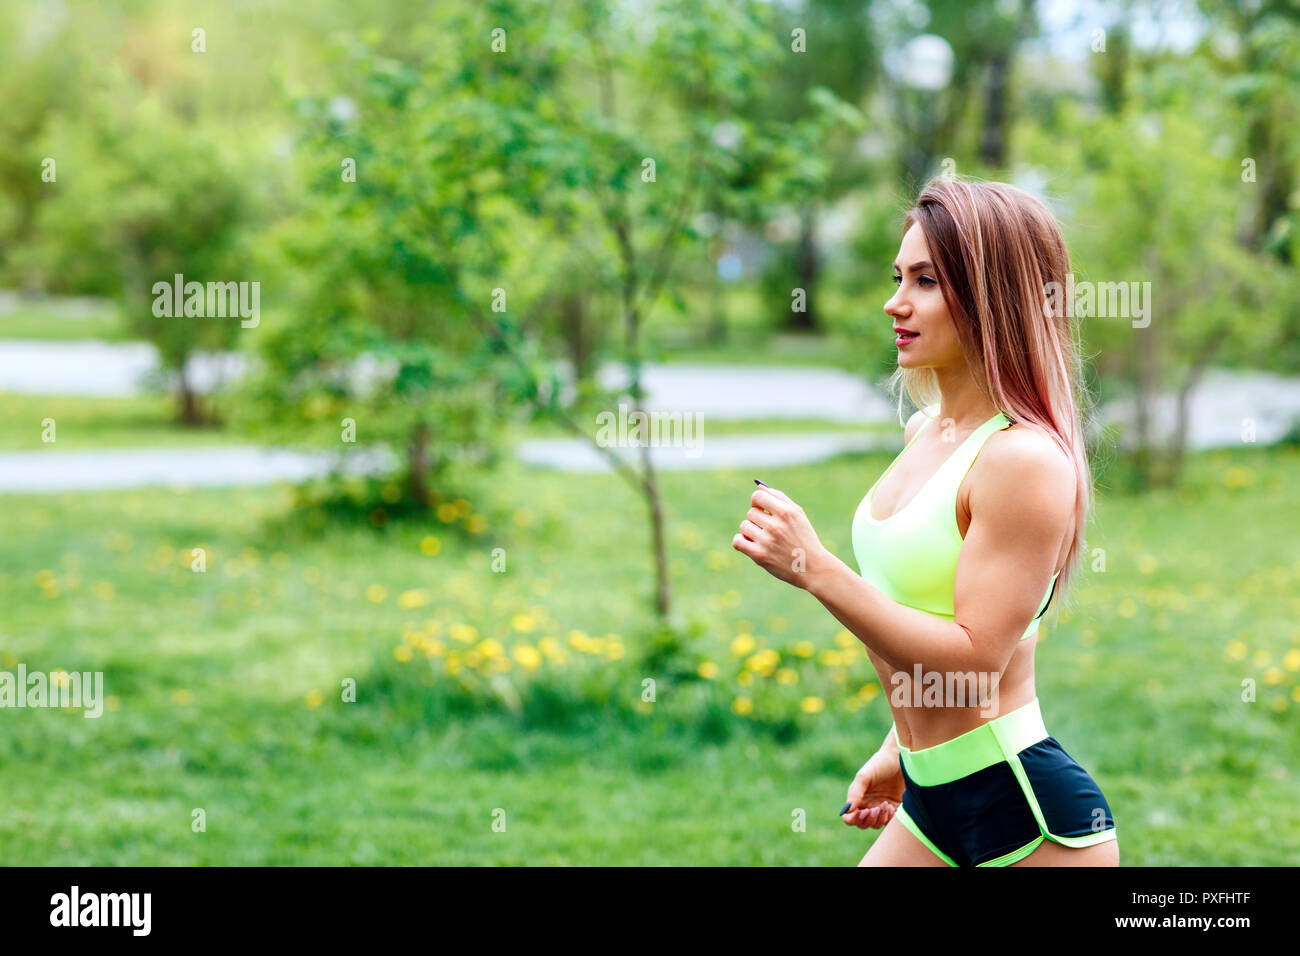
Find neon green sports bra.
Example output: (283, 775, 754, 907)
(851, 404, 1057, 641)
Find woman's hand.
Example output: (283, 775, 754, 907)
(731, 485, 831, 589)
(841, 749, 906, 830)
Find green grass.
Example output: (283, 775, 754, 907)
(2, 392, 897, 450)
(0, 393, 245, 449)
(507, 415, 896, 440)
(0, 306, 125, 341)
(0, 442, 1295, 864)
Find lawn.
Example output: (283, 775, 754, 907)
(0, 440, 1294, 864)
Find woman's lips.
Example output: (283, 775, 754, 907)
(895, 331, 919, 347)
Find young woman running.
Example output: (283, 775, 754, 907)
(732, 177, 1119, 866)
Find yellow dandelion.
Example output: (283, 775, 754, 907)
(477, 639, 504, 659)
(466, 514, 487, 534)
(1117, 598, 1137, 618)
(365, 584, 388, 603)
(737, 671, 753, 686)
(450, 623, 478, 643)
(1223, 466, 1252, 489)
(398, 588, 430, 609)
(512, 613, 536, 633)
(393, 645, 413, 662)
(858, 683, 879, 701)
(698, 661, 719, 679)
(801, 696, 824, 714)
(1283, 648, 1300, 671)
(1253, 650, 1271, 669)
(793, 640, 815, 658)
(775, 667, 798, 685)
(436, 503, 459, 523)
(305, 690, 324, 709)
(1138, 554, 1158, 574)
(732, 696, 754, 716)
(1226, 639, 1247, 660)
(513, 507, 535, 527)
(513, 644, 543, 670)
(171, 689, 193, 706)
(833, 628, 855, 648)
(1263, 667, 1284, 685)
(705, 551, 731, 570)
(106, 696, 120, 712)
(731, 633, 756, 656)
(420, 535, 441, 556)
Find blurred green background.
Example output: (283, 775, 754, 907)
(0, 0, 1296, 864)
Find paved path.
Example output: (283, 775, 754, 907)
(0, 343, 1297, 490)
(0, 339, 246, 396)
(0, 446, 395, 492)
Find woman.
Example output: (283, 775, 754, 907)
(732, 177, 1119, 866)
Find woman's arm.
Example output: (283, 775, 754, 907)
(805, 429, 1072, 676)
(771, 429, 1073, 679)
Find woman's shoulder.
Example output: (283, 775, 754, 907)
(981, 417, 1077, 501)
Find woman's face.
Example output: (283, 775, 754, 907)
(884, 223, 964, 371)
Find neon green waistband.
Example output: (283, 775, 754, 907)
(897, 697, 1048, 786)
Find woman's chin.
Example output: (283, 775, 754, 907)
(896, 350, 926, 369)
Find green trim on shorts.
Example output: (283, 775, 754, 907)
(890, 697, 1119, 866)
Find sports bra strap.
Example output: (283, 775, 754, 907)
(922, 405, 1012, 495)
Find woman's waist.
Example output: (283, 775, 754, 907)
(889, 683, 1040, 752)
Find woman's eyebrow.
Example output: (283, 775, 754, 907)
(891, 260, 934, 273)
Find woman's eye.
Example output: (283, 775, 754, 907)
(891, 274, 902, 285)
(918, 276, 936, 287)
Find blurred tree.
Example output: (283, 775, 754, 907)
(1021, 85, 1291, 488)
(757, 0, 877, 333)
(1200, 0, 1300, 261)
(478, 0, 862, 618)
(23, 84, 259, 424)
(0, 5, 80, 291)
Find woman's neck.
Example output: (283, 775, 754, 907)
(932, 363, 1000, 431)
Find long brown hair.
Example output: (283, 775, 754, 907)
(892, 175, 1094, 624)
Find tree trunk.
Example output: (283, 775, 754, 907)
(407, 420, 431, 507)
(560, 291, 593, 385)
(789, 203, 818, 331)
(1169, 325, 1228, 484)
(979, 50, 1010, 168)
(1132, 319, 1160, 489)
(176, 361, 205, 427)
